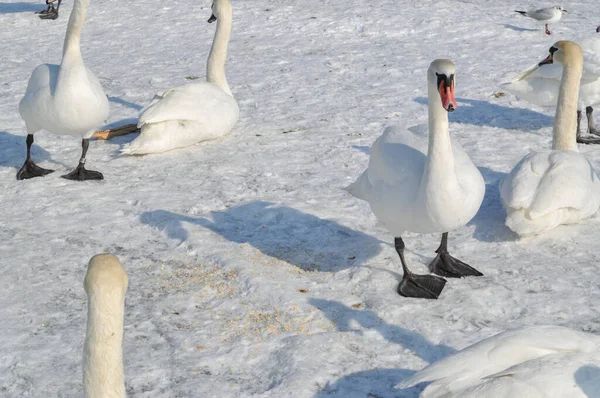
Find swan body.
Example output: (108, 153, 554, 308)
(500, 37, 600, 111)
(347, 60, 484, 299)
(397, 325, 600, 397)
(501, 41, 600, 236)
(122, 0, 239, 155)
(83, 254, 128, 398)
(17, 0, 109, 180)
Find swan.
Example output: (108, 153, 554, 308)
(500, 36, 600, 144)
(500, 41, 600, 236)
(397, 325, 600, 397)
(515, 6, 567, 35)
(83, 253, 128, 398)
(346, 59, 485, 300)
(121, 0, 239, 155)
(18, 0, 109, 181)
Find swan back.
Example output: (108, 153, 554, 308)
(83, 254, 128, 398)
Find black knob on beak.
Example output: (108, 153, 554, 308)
(447, 104, 455, 112)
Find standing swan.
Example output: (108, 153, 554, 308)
(18, 0, 109, 181)
(122, 0, 239, 155)
(500, 42, 600, 236)
(83, 254, 128, 398)
(347, 60, 485, 299)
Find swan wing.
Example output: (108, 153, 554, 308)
(397, 326, 597, 397)
(138, 82, 237, 126)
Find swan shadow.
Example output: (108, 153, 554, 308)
(469, 167, 515, 243)
(309, 299, 455, 397)
(352, 145, 371, 155)
(0, 131, 53, 169)
(414, 97, 553, 130)
(0, 2, 41, 13)
(575, 365, 600, 397)
(140, 201, 383, 272)
(108, 96, 143, 112)
(503, 24, 538, 32)
(314, 368, 417, 398)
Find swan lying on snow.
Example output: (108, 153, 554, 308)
(347, 59, 484, 300)
(500, 41, 600, 236)
(18, 0, 109, 181)
(501, 36, 600, 144)
(397, 325, 600, 397)
(122, 0, 239, 155)
(84, 254, 128, 398)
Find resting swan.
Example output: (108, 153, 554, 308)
(500, 36, 600, 143)
(84, 254, 128, 398)
(347, 60, 484, 300)
(500, 41, 600, 236)
(18, 0, 109, 181)
(122, 0, 239, 155)
(397, 325, 600, 397)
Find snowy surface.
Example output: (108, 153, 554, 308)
(2, 0, 600, 397)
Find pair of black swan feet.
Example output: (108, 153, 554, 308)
(17, 161, 103, 181)
(36, 0, 61, 20)
(395, 234, 483, 300)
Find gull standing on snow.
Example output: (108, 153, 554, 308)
(515, 5, 567, 35)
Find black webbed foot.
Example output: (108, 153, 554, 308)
(577, 135, 600, 145)
(398, 273, 447, 299)
(429, 252, 483, 278)
(39, 9, 58, 19)
(61, 163, 103, 181)
(16, 159, 54, 180)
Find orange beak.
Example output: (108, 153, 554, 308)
(539, 54, 553, 66)
(438, 79, 457, 112)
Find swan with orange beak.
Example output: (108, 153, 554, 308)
(346, 59, 484, 299)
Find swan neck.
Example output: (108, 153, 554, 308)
(425, 81, 455, 182)
(206, 9, 233, 96)
(552, 60, 582, 152)
(62, 0, 89, 62)
(83, 294, 125, 398)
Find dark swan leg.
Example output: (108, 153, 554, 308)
(61, 139, 104, 181)
(587, 106, 600, 136)
(395, 237, 447, 299)
(39, 0, 61, 19)
(16, 134, 54, 180)
(428, 233, 483, 278)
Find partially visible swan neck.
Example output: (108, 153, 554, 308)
(62, 0, 89, 62)
(552, 59, 582, 151)
(206, 5, 233, 96)
(425, 79, 455, 183)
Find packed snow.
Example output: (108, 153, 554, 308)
(2, 0, 600, 397)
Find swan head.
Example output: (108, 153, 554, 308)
(84, 254, 128, 299)
(538, 41, 582, 67)
(208, 0, 232, 24)
(429, 59, 457, 112)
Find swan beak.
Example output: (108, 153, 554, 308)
(438, 76, 457, 112)
(539, 54, 553, 66)
(208, 14, 217, 23)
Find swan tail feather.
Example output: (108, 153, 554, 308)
(345, 171, 370, 200)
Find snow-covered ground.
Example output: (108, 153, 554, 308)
(2, 0, 600, 396)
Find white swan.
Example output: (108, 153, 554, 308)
(397, 325, 600, 397)
(83, 253, 128, 398)
(122, 0, 239, 155)
(346, 60, 485, 299)
(500, 36, 600, 143)
(18, 0, 109, 181)
(500, 41, 600, 236)
(515, 6, 566, 35)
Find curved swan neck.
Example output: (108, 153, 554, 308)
(83, 292, 126, 398)
(552, 59, 583, 152)
(62, 0, 89, 62)
(206, 4, 233, 96)
(424, 79, 455, 183)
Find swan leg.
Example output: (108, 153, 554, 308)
(61, 139, 104, 181)
(395, 237, 446, 299)
(545, 24, 551, 35)
(428, 233, 483, 278)
(587, 107, 600, 136)
(16, 134, 54, 180)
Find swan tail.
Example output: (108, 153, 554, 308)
(345, 171, 369, 200)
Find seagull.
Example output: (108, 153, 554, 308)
(515, 5, 567, 35)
